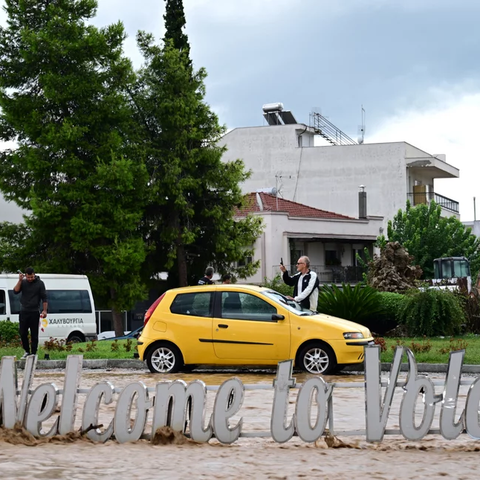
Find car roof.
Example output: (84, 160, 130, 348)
(166, 284, 270, 294)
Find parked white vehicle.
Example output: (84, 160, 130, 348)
(0, 273, 97, 344)
(97, 330, 129, 340)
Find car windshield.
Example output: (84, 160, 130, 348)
(262, 289, 316, 316)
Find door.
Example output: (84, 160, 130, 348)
(213, 291, 290, 360)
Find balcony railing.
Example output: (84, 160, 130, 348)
(407, 192, 459, 214)
(279, 265, 365, 284)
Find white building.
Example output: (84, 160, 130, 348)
(463, 220, 480, 238)
(220, 107, 460, 229)
(236, 192, 383, 284)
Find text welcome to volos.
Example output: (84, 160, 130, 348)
(0, 347, 479, 444)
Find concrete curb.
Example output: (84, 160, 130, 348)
(18, 358, 148, 371)
(14, 358, 480, 374)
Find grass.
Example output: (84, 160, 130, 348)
(0, 339, 138, 360)
(379, 334, 480, 365)
(1, 335, 480, 365)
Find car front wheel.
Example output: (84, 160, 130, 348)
(298, 343, 337, 375)
(146, 343, 182, 373)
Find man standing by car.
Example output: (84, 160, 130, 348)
(280, 256, 319, 311)
(13, 267, 48, 358)
(198, 266, 215, 285)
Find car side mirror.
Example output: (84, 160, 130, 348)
(272, 314, 285, 321)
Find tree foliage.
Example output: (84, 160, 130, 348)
(132, 1, 262, 286)
(386, 201, 480, 279)
(0, 0, 148, 334)
(163, 0, 190, 54)
(0, 0, 262, 332)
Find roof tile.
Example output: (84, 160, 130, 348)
(237, 193, 355, 220)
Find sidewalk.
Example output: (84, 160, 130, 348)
(15, 358, 480, 374)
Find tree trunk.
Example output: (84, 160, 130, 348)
(110, 287, 125, 337)
(177, 241, 188, 286)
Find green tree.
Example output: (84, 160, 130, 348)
(0, 0, 149, 335)
(131, 0, 262, 286)
(386, 201, 480, 279)
(163, 0, 190, 54)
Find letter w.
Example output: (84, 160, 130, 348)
(0, 356, 36, 429)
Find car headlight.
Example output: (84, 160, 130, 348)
(343, 332, 364, 339)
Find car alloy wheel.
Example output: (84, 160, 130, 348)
(146, 343, 182, 373)
(299, 344, 336, 375)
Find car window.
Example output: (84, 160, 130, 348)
(221, 292, 277, 322)
(170, 292, 213, 317)
(263, 290, 314, 316)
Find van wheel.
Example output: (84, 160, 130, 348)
(68, 333, 85, 344)
(146, 343, 182, 373)
(298, 343, 337, 375)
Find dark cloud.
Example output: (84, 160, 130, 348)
(182, 1, 480, 133)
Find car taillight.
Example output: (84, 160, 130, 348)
(144, 293, 166, 326)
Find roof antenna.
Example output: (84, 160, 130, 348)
(275, 172, 289, 211)
(358, 105, 366, 144)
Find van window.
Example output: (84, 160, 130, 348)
(0, 290, 6, 315)
(8, 290, 92, 314)
(8, 291, 21, 314)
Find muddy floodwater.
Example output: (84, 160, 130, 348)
(1, 368, 480, 479)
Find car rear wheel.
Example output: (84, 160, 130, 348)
(146, 343, 182, 373)
(298, 343, 337, 375)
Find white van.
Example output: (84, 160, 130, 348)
(0, 273, 97, 343)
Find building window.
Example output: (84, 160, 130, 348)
(325, 250, 340, 266)
(353, 248, 367, 266)
(237, 255, 253, 267)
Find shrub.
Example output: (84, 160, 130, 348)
(438, 337, 468, 354)
(0, 320, 21, 344)
(456, 293, 480, 333)
(317, 283, 384, 326)
(374, 337, 387, 352)
(367, 292, 405, 334)
(398, 289, 465, 336)
(262, 275, 294, 297)
(392, 337, 432, 353)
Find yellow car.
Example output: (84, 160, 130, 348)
(137, 285, 373, 374)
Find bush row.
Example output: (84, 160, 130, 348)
(264, 275, 475, 337)
(318, 286, 470, 336)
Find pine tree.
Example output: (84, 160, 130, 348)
(132, 0, 262, 286)
(164, 0, 190, 54)
(0, 0, 149, 335)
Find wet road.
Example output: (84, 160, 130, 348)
(1, 368, 480, 479)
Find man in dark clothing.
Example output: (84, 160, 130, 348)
(13, 267, 48, 358)
(280, 256, 319, 310)
(198, 267, 214, 285)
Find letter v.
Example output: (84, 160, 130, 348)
(365, 345, 403, 442)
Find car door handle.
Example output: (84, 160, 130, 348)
(218, 324, 229, 329)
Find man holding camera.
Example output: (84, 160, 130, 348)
(280, 256, 319, 311)
(13, 267, 48, 358)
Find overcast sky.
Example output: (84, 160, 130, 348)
(2, 0, 480, 221)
